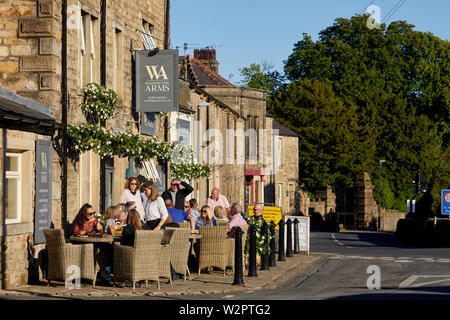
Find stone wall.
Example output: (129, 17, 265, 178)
(381, 209, 407, 232)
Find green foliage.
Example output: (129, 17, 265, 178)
(239, 61, 284, 96)
(242, 14, 450, 215)
(68, 83, 211, 180)
(81, 82, 117, 123)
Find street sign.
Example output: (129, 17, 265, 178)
(248, 205, 282, 229)
(442, 190, 450, 215)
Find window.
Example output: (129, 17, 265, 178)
(5, 153, 21, 224)
(142, 20, 156, 50)
(113, 28, 123, 101)
(177, 118, 191, 145)
(80, 11, 100, 88)
(278, 184, 282, 208)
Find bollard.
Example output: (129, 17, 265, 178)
(260, 221, 270, 270)
(278, 219, 286, 261)
(269, 221, 277, 267)
(294, 218, 300, 254)
(232, 226, 244, 285)
(286, 219, 293, 257)
(248, 224, 258, 277)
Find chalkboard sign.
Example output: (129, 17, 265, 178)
(284, 215, 310, 254)
(34, 139, 52, 244)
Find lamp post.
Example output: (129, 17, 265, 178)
(378, 160, 385, 231)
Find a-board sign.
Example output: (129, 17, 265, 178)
(34, 139, 52, 244)
(248, 205, 282, 230)
(284, 215, 310, 254)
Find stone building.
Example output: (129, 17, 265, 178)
(0, 0, 300, 289)
(0, 0, 171, 288)
(179, 50, 300, 214)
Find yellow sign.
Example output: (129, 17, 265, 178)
(248, 206, 282, 230)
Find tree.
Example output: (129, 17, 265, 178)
(268, 14, 449, 214)
(268, 78, 368, 191)
(239, 61, 284, 96)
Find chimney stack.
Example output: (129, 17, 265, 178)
(193, 48, 219, 73)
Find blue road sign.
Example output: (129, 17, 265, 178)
(442, 190, 450, 215)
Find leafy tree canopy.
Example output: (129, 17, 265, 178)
(242, 14, 450, 215)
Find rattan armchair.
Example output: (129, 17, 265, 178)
(197, 226, 229, 276)
(226, 224, 249, 273)
(113, 230, 164, 290)
(216, 220, 228, 226)
(158, 229, 174, 285)
(43, 228, 96, 287)
(165, 227, 192, 281)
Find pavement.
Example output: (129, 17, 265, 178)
(0, 253, 325, 298)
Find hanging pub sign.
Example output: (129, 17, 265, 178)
(135, 49, 179, 112)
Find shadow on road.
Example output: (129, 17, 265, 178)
(331, 285, 450, 300)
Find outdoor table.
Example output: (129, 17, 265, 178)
(70, 235, 118, 277)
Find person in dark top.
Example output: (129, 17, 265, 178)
(161, 178, 193, 210)
(164, 199, 196, 233)
(120, 209, 150, 247)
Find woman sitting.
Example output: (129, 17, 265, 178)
(214, 205, 229, 222)
(72, 203, 103, 236)
(103, 205, 123, 235)
(195, 205, 217, 229)
(120, 209, 150, 247)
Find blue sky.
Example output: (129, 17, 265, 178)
(170, 0, 450, 85)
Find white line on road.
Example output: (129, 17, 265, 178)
(399, 275, 450, 288)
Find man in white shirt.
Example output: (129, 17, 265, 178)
(207, 188, 230, 212)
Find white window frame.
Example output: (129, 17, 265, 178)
(278, 183, 282, 208)
(5, 152, 22, 224)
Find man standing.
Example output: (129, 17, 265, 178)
(162, 178, 193, 210)
(164, 199, 196, 233)
(207, 187, 230, 212)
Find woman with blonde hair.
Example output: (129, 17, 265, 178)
(213, 205, 229, 222)
(119, 177, 145, 222)
(103, 205, 122, 235)
(143, 180, 169, 230)
(195, 205, 217, 229)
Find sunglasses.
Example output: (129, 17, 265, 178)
(86, 211, 95, 216)
(184, 206, 189, 208)
(130, 183, 138, 186)
(201, 210, 207, 213)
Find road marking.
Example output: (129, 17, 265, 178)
(399, 275, 450, 288)
(224, 295, 235, 298)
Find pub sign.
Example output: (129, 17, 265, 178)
(135, 49, 179, 112)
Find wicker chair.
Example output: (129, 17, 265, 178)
(43, 228, 96, 287)
(226, 224, 249, 273)
(197, 226, 229, 276)
(216, 220, 228, 226)
(113, 230, 164, 290)
(177, 221, 189, 228)
(165, 227, 192, 281)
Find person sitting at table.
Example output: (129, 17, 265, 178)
(195, 205, 217, 229)
(214, 205, 229, 223)
(120, 209, 151, 247)
(103, 205, 123, 235)
(164, 199, 196, 233)
(227, 203, 248, 238)
(72, 203, 103, 236)
(143, 180, 168, 231)
(184, 200, 198, 224)
(117, 203, 128, 225)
